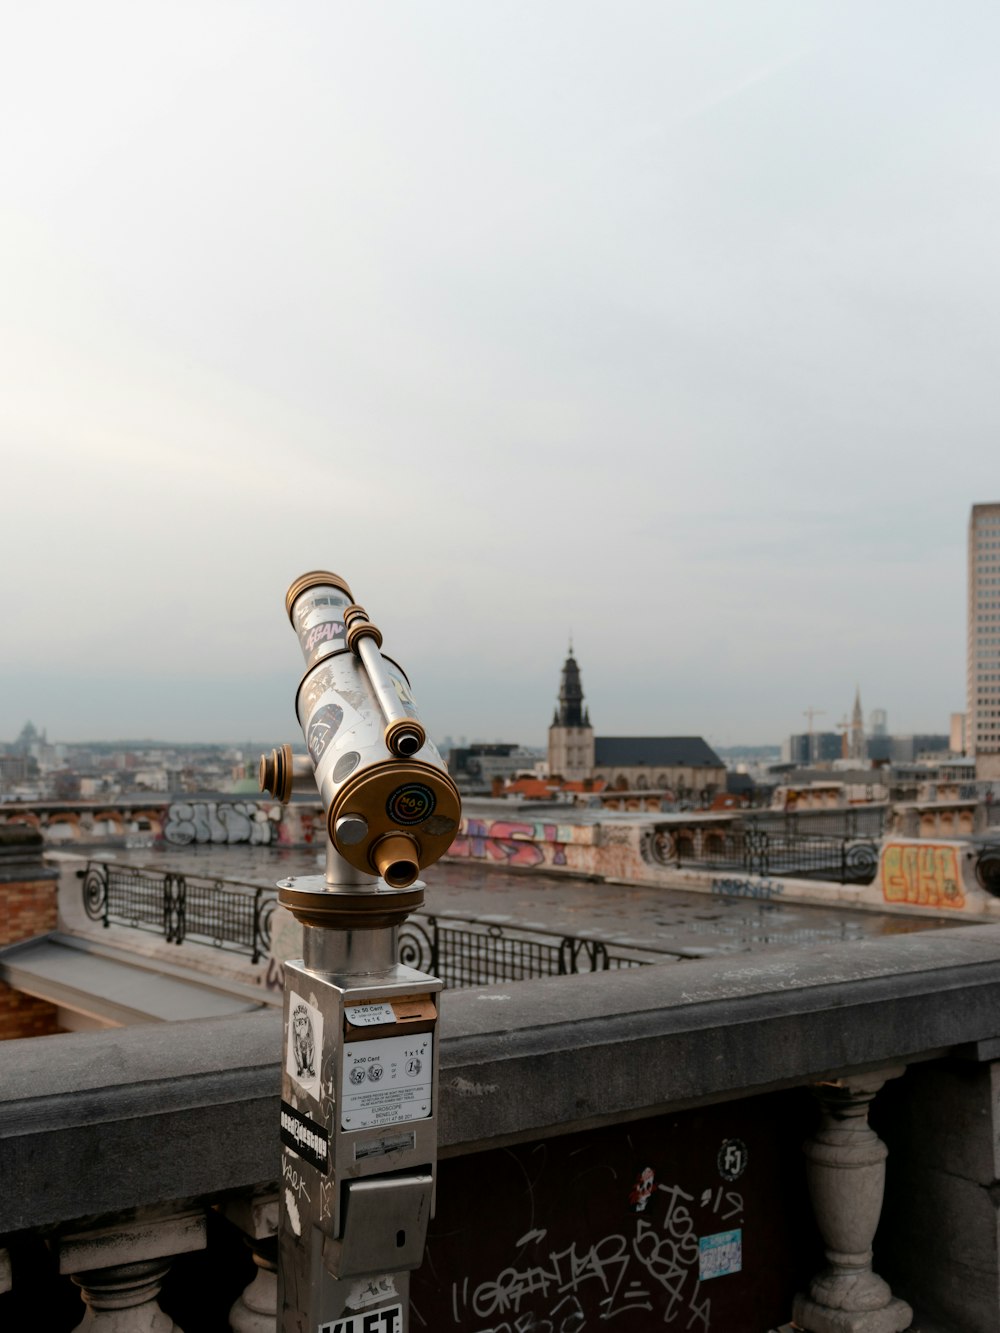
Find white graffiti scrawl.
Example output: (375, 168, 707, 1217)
(163, 801, 278, 846)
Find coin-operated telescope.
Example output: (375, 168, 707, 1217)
(261, 569, 461, 889)
(261, 571, 460, 1333)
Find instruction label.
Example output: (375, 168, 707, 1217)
(342, 1033, 432, 1130)
(346, 1003, 396, 1028)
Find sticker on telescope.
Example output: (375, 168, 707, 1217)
(386, 783, 436, 826)
(304, 618, 347, 654)
(333, 750, 361, 782)
(342, 1034, 433, 1130)
(422, 814, 457, 837)
(286, 991, 323, 1100)
(319, 1303, 403, 1333)
(390, 673, 419, 717)
(294, 589, 349, 630)
(307, 703, 344, 764)
(280, 1101, 329, 1172)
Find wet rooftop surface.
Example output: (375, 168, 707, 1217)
(103, 844, 952, 959)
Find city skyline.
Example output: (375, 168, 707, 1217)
(2, 4, 996, 746)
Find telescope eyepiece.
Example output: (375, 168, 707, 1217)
(384, 718, 427, 759)
(372, 834, 420, 889)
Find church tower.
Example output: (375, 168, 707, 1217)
(547, 645, 595, 780)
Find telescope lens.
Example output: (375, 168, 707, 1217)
(396, 733, 421, 757)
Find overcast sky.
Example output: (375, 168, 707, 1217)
(1, 2, 996, 750)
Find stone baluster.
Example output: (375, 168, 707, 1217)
(793, 1068, 912, 1333)
(58, 1209, 206, 1332)
(216, 1192, 278, 1332)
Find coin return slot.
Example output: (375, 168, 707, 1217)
(328, 1172, 433, 1278)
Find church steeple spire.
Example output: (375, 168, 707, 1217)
(556, 644, 586, 727)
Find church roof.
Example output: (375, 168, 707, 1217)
(594, 736, 723, 768)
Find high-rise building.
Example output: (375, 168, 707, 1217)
(848, 687, 866, 762)
(968, 502, 1000, 778)
(869, 709, 888, 737)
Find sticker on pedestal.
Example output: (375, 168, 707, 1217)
(319, 1303, 402, 1333)
(287, 991, 323, 1100)
(342, 1034, 432, 1129)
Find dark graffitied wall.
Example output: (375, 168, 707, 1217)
(413, 1089, 821, 1333)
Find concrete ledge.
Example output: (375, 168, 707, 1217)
(4, 922, 1000, 1236)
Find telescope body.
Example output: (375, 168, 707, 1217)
(279, 572, 460, 889)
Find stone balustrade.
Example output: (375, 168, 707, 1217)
(6, 924, 1000, 1329)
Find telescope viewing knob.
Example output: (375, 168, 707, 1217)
(258, 744, 293, 803)
(335, 813, 369, 846)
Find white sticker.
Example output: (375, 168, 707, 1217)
(319, 1304, 402, 1333)
(342, 1034, 433, 1130)
(346, 1003, 396, 1028)
(345, 1275, 398, 1311)
(287, 991, 323, 1100)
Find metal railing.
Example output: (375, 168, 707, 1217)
(79, 860, 659, 985)
(642, 824, 881, 884)
(398, 915, 654, 988)
(751, 807, 888, 839)
(80, 861, 276, 964)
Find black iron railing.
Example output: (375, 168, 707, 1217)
(398, 915, 652, 988)
(79, 861, 658, 985)
(81, 861, 276, 964)
(749, 807, 888, 839)
(641, 824, 880, 884)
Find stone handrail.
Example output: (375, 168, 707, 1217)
(5, 921, 1000, 1239)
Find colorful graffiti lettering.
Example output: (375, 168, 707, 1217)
(449, 819, 569, 869)
(881, 843, 965, 910)
(305, 620, 346, 652)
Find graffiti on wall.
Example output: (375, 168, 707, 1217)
(448, 819, 570, 869)
(711, 877, 784, 903)
(412, 1092, 810, 1333)
(443, 1178, 741, 1331)
(163, 800, 280, 846)
(881, 842, 965, 910)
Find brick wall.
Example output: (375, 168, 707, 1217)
(0, 985, 61, 1040)
(0, 831, 62, 1038)
(0, 878, 58, 948)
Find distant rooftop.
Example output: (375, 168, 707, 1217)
(594, 736, 723, 768)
